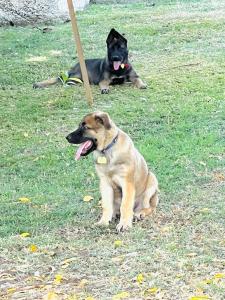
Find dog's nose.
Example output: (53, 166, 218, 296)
(66, 134, 72, 142)
(112, 56, 120, 61)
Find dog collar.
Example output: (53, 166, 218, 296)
(100, 133, 119, 154)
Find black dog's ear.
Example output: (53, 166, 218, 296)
(106, 28, 127, 46)
(95, 112, 111, 130)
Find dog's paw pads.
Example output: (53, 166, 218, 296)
(33, 83, 39, 89)
(101, 89, 109, 94)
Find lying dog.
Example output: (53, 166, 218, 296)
(33, 28, 146, 94)
(66, 112, 158, 232)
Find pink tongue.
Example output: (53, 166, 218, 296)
(75, 140, 92, 160)
(113, 61, 121, 70)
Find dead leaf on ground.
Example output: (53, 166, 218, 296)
(53, 274, 63, 285)
(213, 172, 225, 182)
(49, 50, 62, 56)
(43, 291, 60, 300)
(114, 240, 123, 248)
(29, 244, 38, 253)
(83, 195, 94, 202)
(20, 232, 30, 238)
(112, 291, 130, 300)
(26, 56, 48, 62)
(19, 197, 31, 203)
(136, 273, 144, 284)
(189, 296, 211, 300)
(187, 252, 198, 257)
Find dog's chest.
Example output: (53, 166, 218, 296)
(94, 153, 118, 177)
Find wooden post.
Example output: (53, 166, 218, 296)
(67, 0, 93, 106)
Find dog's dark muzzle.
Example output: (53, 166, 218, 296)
(66, 127, 86, 144)
(66, 126, 97, 157)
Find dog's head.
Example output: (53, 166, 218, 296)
(66, 112, 112, 160)
(106, 28, 128, 71)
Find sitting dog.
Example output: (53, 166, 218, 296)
(66, 112, 158, 232)
(33, 28, 146, 94)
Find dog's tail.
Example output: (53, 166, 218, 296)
(33, 77, 59, 89)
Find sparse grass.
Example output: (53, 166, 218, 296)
(0, 0, 225, 299)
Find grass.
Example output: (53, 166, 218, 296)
(0, 0, 225, 299)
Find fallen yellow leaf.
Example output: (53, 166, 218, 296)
(20, 232, 30, 238)
(112, 291, 130, 300)
(201, 279, 213, 285)
(23, 132, 29, 137)
(213, 273, 225, 279)
(136, 273, 144, 284)
(83, 195, 94, 202)
(43, 292, 60, 300)
(29, 244, 38, 253)
(114, 240, 122, 248)
(7, 288, 16, 293)
(54, 274, 63, 284)
(19, 197, 31, 203)
(189, 296, 210, 300)
(148, 287, 159, 294)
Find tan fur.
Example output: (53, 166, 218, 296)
(81, 112, 159, 232)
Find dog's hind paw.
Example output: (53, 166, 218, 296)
(139, 83, 147, 89)
(33, 83, 42, 89)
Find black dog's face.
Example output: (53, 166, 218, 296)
(106, 28, 128, 71)
(66, 112, 112, 160)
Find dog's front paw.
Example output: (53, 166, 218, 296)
(101, 88, 109, 94)
(116, 219, 132, 232)
(96, 217, 110, 227)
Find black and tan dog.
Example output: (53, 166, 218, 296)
(33, 28, 146, 94)
(66, 112, 158, 232)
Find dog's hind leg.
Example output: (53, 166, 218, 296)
(33, 77, 59, 89)
(134, 172, 158, 221)
(128, 69, 147, 89)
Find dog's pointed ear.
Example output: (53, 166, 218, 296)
(95, 112, 111, 130)
(106, 28, 127, 46)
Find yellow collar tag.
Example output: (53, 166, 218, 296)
(97, 156, 107, 164)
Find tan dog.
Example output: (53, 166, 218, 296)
(66, 112, 158, 232)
